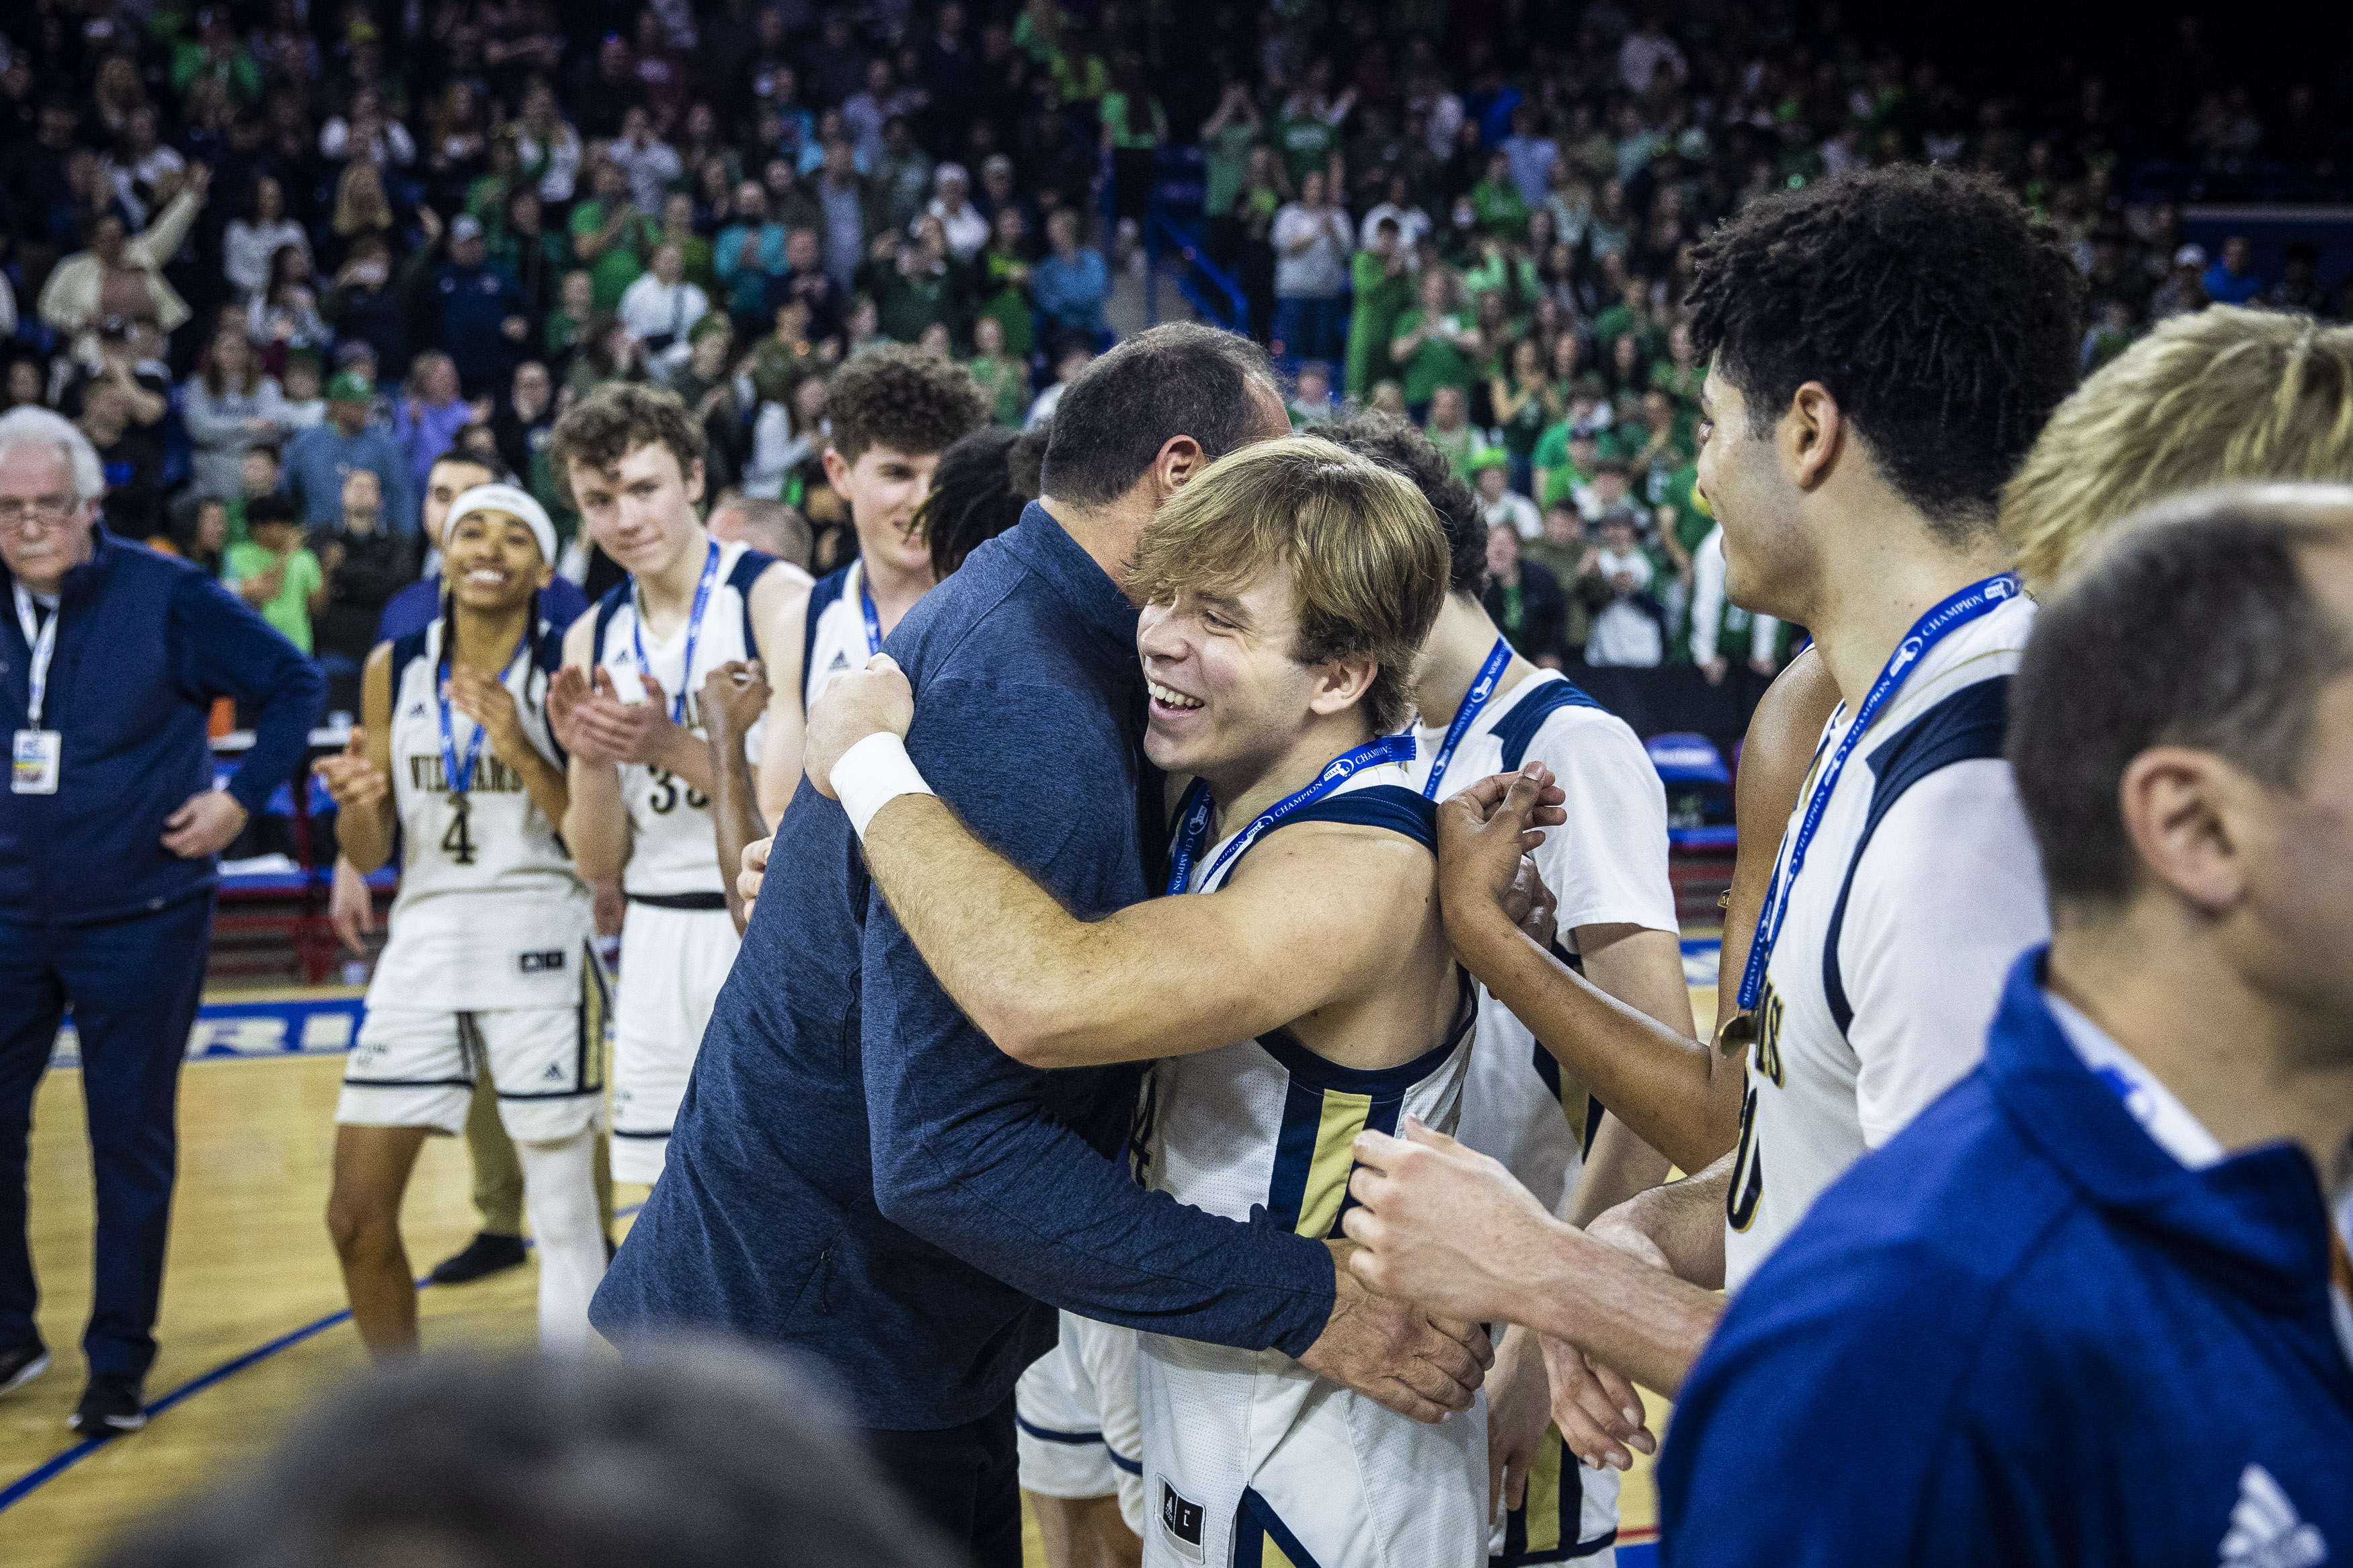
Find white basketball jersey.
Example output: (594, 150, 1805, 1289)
(1404, 664, 1670, 1565)
(801, 557, 883, 713)
(1137, 758, 1485, 1568)
(1404, 666, 1678, 1210)
(373, 616, 590, 1012)
(1724, 592, 2050, 1290)
(590, 539, 772, 896)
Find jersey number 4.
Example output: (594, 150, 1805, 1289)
(646, 767, 709, 815)
(441, 802, 479, 865)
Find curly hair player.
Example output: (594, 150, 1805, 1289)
(1337, 165, 2084, 1415)
(546, 384, 808, 1186)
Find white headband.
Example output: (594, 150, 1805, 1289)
(444, 483, 558, 569)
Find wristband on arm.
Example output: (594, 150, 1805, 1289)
(832, 732, 936, 837)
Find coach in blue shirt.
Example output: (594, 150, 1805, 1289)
(594, 326, 1484, 1563)
(1658, 487, 2353, 1565)
(0, 408, 323, 1436)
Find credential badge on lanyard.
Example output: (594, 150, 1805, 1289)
(1734, 573, 2020, 1011)
(11, 582, 61, 795)
(1164, 732, 1419, 897)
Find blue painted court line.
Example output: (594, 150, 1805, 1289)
(0, 1203, 644, 1514)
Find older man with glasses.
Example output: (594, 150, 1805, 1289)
(0, 407, 321, 1437)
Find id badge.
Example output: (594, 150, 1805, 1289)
(11, 729, 61, 794)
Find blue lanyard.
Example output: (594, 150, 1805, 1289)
(1165, 733, 1418, 897)
(1421, 637, 1513, 800)
(437, 627, 532, 799)
(630, 539, 721, 725)
(856, 562, 884, 656)
(1736, 573, 2022, 1010)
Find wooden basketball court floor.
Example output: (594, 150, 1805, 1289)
(0, 962, 1720, 1567)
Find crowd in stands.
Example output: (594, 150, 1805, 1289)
(0, 0, 2346, 689)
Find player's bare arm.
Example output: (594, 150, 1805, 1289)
(1343, 1120, 1722, 1398)
(315, 645, 399, 873)
(752, 567, 815, 825)
(1441, 770, 1742, 1173)
(860, 791, 1455, 1071)
(702, 658, 772, 936)
(555, 613, 633, 884)
(1714, 647, 1840, 1001)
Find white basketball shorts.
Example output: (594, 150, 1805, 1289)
(1018, 1310, 1146, 1536)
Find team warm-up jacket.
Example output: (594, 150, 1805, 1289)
(1658, 948, 2353, 1566)
(0, 528, 323, 923)
(593, 503, 1337, 1428)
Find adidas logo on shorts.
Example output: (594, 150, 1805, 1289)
(828, 651, 852, 672)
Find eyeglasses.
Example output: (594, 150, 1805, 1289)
(0, 495, 81, 530)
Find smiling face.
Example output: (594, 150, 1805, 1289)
(1139, 561, 1336, 783)
(443, 507, 553, 612)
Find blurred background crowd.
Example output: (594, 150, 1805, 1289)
(2, 0, 2348, 690)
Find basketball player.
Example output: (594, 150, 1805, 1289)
(314, 485, 607, 1354)
(803, 439, 1520, 1568)
(1335, 165, 2082, 1403)
(754, 346, 990, 822)
(1321, 413, 1685, 1555)
(545, 385, 805, 1186)
(346, 444, 606, 1289)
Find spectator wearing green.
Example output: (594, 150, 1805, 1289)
(569, 159, 660, 310)
(1275, 76, 1353, 189)
(1590, 276, 1661, 362)
(1531, 420, 1600, 511)
(855, 217, 972, 345)
(545, 270, 595, 372)
(975, 208, 1036, 360)
(1345, 217, 1414, 399)
(1101, 54, 1168, 224)
(964, 315, 1031, 425)
(1423, 386, 1480, 478)
(1198, 80, 1263, 274)
(1488, 337, 1556, 494)
(1389, 267, 1480, 417)
(223, 493, 324, 653)
(1460, 234, 1540, 311)
(1468, 150, 1529, 239)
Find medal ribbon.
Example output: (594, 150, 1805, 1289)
(1736, 574, 2022, 1010)
(1166, 733, 1418, 897)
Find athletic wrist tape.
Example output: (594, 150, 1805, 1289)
(832, 731, 935, 839)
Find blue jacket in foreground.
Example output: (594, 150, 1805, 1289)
(592, 503, 1336, 1428)
(1, 529, 323, 925)
(1659, 946, 2353, 1567)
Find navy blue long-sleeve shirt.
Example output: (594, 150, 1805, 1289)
(1, 529, 324, 925)
(1659, 949, 2353, 1565)
(592, 503, 1337, 1428)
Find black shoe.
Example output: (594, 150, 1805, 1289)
(0, 1339, 49, 1397)
(68, 1374, 145, 1437)
(428, 1231, 528, 1285)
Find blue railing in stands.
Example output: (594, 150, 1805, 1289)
(1143, 208, 1248, 333)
